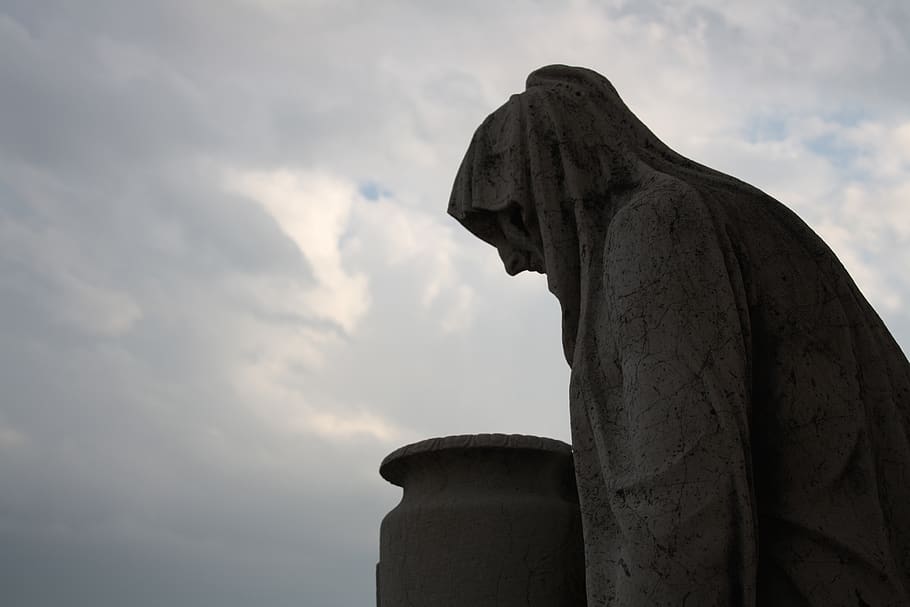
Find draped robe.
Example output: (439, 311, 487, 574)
(448, 65, 910, 606)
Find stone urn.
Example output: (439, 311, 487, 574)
(377, 433, 586, 606)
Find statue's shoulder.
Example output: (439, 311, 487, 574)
(607, 173, 711, 247)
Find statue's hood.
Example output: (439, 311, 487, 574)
(447, 65, 690, 362)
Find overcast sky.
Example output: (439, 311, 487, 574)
(1, 1, 909, 605)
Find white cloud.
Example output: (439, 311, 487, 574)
(303, 408, 404, 442)
(55, 273, 144, 336)
(0, 212, 143, 337)
(814, 220, 903, 312)
(347, 197, 478, 334)
(845, 119, 910, 180)
(228, 337, 407, 443)
(0, 423, 27, 450)
(438, 284, 475, 334)
(224, 169, 370, 334)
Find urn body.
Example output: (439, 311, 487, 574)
(377, 434, 586, 606)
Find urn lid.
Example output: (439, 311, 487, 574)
(379, 433, 573, 486)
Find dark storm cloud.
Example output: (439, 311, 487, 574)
(0, 3, 359, 604)
(0, 14, 217, 178)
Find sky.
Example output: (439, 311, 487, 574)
(1, 1, 908, 605)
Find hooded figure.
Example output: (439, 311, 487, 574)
(448, 65, 910, 606)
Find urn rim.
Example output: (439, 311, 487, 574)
(379, 433, 573, 486)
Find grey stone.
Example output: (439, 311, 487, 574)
(377, 434, 586, 606)
(448, 65, 910, 606)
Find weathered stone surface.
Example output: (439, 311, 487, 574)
(448, 65, 910, 606)
(377, 434, 586, 606)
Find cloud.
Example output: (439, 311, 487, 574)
(0, 11, 216, 179)
(0, 214, 141, 337)
(305, 408, 403, 441)
(0, 423, 26, 450)
(346, 195, 479, 333)
(224, 168, 370, 334)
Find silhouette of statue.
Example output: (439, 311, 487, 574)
(448, 64, 910, 606)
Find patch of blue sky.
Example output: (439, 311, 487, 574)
(807, 107, 871, 180)
(358, 181, 392, 202)
(805, 132, 858, 170)
(743, 106, 866, 143)
(742, 114, 789, 143)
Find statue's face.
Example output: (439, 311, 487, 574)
(494, 206, 545, 276)
(498, 242, 545, 275)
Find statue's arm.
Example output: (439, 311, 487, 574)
(600, 187, 757, 605)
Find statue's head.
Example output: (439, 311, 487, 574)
(448, 64, 684, 360)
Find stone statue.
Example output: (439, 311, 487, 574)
(448, 64, 910, 606)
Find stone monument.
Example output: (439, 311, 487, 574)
(448, 65, 910, 606)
